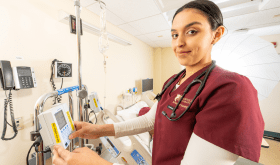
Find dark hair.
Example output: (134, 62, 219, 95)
(172, 0, 223, 31)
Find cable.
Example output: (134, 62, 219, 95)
(50, 59, 63, 105)
(4, 90, 7, 98)
(1, 90, 18, 140)
(103, 56, 107, 109)
(35, 145, 51, 153)
(98, 1, 109, 110)
(88, 110, 97, 124)
(26, 143, 36, 165)
(50, 59, 57, 104)
(5, 119, 13, 127)
(3, 90, 13, 127)
(26, 136, 51, 165)
(60, 78, 64, 89)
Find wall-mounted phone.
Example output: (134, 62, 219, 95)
(0, 60, 37, 141)
(0, 60, 37, 90)
(13, 66, 37, 89)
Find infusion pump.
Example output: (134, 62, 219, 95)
(38, 103, 75, 149)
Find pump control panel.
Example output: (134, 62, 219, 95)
(38, 103, 75, 149)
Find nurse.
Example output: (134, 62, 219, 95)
(53, 0, 264, 165)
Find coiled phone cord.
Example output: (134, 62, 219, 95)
(1, 90, 18, 140)
(50, 59, 63, 105)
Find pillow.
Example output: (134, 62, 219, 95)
(117, 101, 149, 120)
(127, 101, 149, 114)
(138, 107, 151, 116)
(117, 112, 138, 121)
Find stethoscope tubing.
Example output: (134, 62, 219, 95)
(159, 61, 216, 121)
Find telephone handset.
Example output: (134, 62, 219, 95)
(0, 60, 14, 90)
(0, 60, 17, 140)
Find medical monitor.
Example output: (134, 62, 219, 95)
(142, 78, 153, 93)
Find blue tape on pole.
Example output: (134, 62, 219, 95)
(57, 85, 83, 95)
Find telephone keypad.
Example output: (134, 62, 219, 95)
(19, 76, 34, 89)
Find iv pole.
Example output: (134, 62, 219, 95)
(30, 1, 88, 165)
(74, 0, 86, 148)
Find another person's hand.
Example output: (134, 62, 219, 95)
(53, 145, 113, 165)
(69, 121, 105, 140)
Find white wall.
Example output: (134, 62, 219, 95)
(259, 34, 280, 133)
(153, 47, 182, 95)
(0, 0, 153, 164)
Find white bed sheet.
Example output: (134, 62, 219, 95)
(115, 101, 152, 153)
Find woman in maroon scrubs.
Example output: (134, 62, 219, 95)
(53, 1, 265, 165)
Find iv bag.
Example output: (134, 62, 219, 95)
(98, 1, 109, 54)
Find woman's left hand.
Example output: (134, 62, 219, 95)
(53, 145, 113, 165)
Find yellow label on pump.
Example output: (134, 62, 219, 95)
(51, 123, 61, 143)
(66, 111, 75, 131)
(93, 98, 98, 108)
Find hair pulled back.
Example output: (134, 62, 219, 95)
(172, 0, 223, 31)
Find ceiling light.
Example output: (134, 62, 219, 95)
(58, 10, 132, 46)
(232, 28, 249, 35)
(221, 0, 260, 13)
(212, 0, 230, 4)
(158, 0, 164, 8)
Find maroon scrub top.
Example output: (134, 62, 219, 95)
(152, 64, 265, 164)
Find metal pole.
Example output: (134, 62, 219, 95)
(83, 85, 89, 145)
(83, 85, 89, 123)
(74, 0, 85, 148)
(68, 91, 75, 152)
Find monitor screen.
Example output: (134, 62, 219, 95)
(142, 79, 153, 92)
(55, 110, 67, 130)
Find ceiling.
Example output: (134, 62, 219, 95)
(78, 0, 280, 48)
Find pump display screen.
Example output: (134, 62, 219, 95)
(55, 110, 67, 130)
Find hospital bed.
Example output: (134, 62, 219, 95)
(88, 91, 156, 165)
(88, 91, 268, 165)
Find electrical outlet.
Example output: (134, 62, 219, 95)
(15, 117, 24, 130)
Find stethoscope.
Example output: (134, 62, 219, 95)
(155, 60, 216, 121)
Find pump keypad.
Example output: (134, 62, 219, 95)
(61, 125, 71, 148)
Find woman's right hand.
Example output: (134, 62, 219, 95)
(69, 121, 106, 140)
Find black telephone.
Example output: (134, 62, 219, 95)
(0, 60, 14, 90)
(0, 60, 17, 140)
(0, 61, 37, 90)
